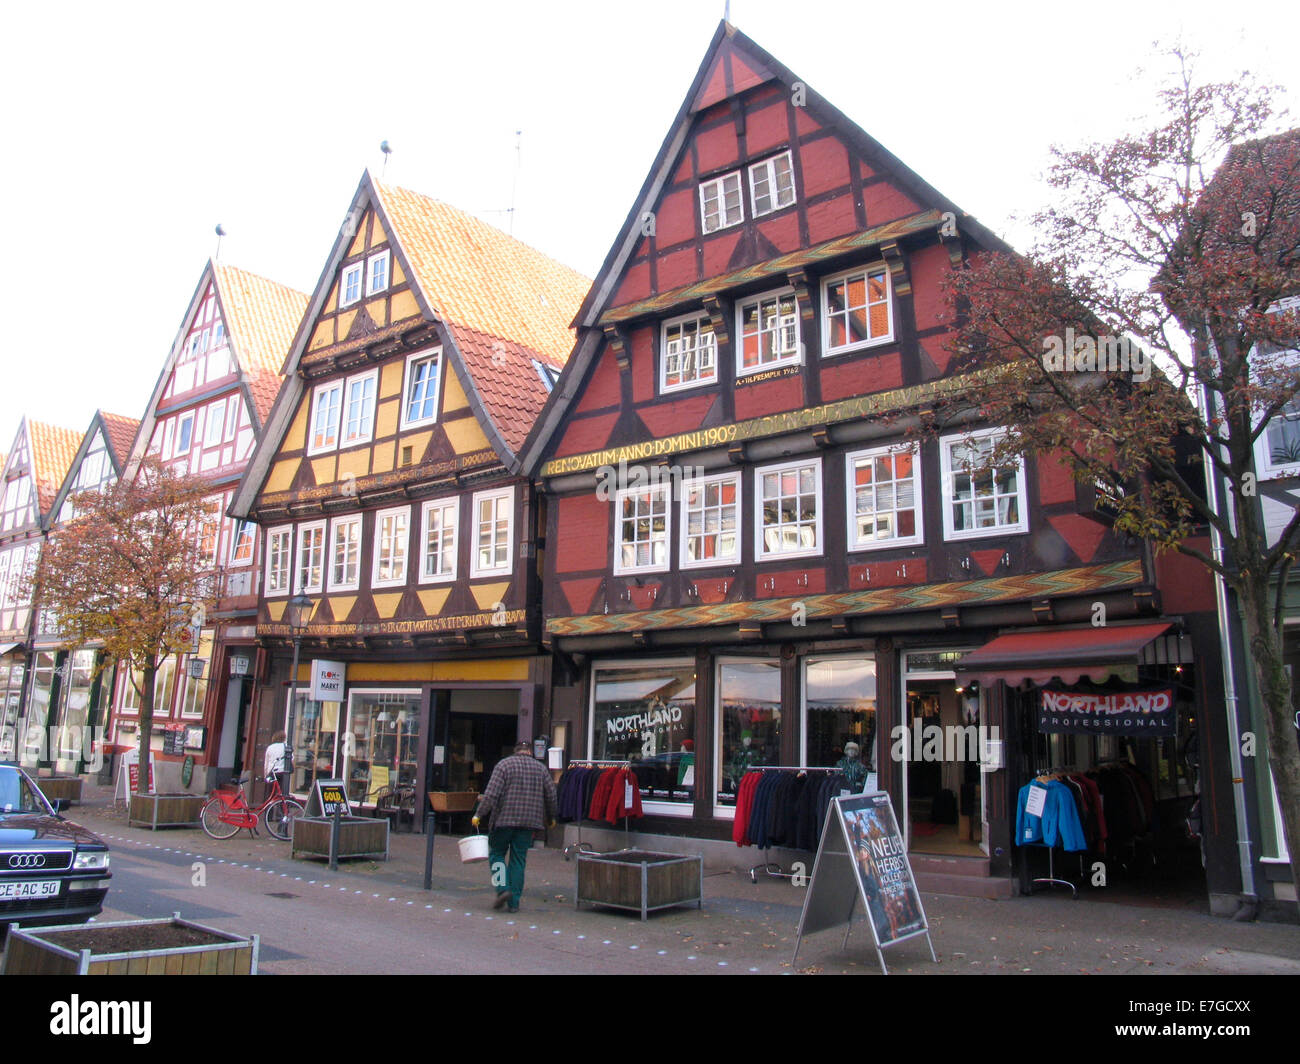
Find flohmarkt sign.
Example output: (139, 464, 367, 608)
(311, 659, 346, 701)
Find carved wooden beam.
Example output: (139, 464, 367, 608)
(939, 230, 964, 268)
(880, 242, 911, 297)
(702, 294, 730, 351)
(786, 268, 816, 326)
(603, 324, 631, 373)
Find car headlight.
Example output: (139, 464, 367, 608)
(73, 852, 110, 870)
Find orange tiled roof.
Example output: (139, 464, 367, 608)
(373, 182, 589, 454)
(99, 412, 140, 469)
(212, 263, 309, 424)
(27, 419, 83, 518)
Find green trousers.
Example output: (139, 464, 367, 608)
(487, 827, 533, 906)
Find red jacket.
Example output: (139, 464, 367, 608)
(603, 768, 644, 823)
(588, 768, 618, 820)
(732, 770, 761, 846)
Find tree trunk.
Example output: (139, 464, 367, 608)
(1237, 578, 1300, 919)
(136, 660, 156, 796)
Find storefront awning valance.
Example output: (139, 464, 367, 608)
(955, 622, 1172, 687)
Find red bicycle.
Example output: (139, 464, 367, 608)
(200, 776, 305, 841)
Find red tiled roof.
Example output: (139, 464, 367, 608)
(26, 419, 83, 518)
(212, 263, 308, 424)
(373, 181, 589, 456)
(99, 411, 140, 469)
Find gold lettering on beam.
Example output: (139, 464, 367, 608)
(259, 608, 527, 639)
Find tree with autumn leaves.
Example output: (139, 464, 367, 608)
(33, 458, 217, 793)
(930, 52, 1300, 913)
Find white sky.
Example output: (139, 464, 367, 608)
(2, 0, 1297, 462)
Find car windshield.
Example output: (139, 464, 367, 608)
(0, 768, 49, 814)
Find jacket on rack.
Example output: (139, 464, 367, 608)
(602, 767, 644, 823)
(1016, 780, 1087, 852)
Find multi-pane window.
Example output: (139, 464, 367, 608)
(341, 262, 364, 307)
(661, 313, 718, 392)
(847, 445, 922, 549)
(700, 171, 743, 233)
(367, 250, 390, 295)
(402, 349, 441, 428)
(309, 382, 343, 453)
(296, 521, 326, 594)
(229, 521, 256, 566)
(205, 398, 226, 446)
(198, 497, 221, 565)
(1, 475, 32, 531)
(681, 473, 740, 567)
(342, 371, 377, 445)
(174, 413, 194, 458)
(420, 499, 458, 583)
(470, 488, 514, 578)
(328, 515, 361, 592)
(940, 430, 1028, 539)
(757, 459, 822, 559)
(737, 290, 800, 373)
(823, 265, 892, 354)
(614, 485, 670, 574)
(748, 151, 796, 216)
(265, 526, 292, 596)
(372, 507, 410, 587)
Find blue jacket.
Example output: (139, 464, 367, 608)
(1016, 780, 1087, 852)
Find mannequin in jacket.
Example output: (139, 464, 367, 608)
(729, 731, 761, 790)
(835, 741, 870, 793)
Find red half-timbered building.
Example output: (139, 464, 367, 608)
(230, 172, 589, 813)
(524, 23, 1232, 901)
(104, 262, 307, 790)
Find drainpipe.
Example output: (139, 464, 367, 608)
(1201, 381, 1258, 913)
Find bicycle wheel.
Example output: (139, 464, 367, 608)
(200, 797, 241, 840)
(262, 798, 306, 841)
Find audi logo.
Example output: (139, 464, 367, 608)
(7, 854, 47, 869)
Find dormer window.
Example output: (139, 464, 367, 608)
(700, 171, 744, 234)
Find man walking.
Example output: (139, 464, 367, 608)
(471, 740, 557, 913)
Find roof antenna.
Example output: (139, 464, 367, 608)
(508, 129, 522, 236)
(214, 223, 226, 260)
(380, 139, 393, 179)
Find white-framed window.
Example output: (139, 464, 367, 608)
(328, 515, 362, 592)
(401, 348, 441, 429)
(296, 521, 326, 594)
(341, 261, 364, 307)
(420, 498, 459, 583)
(372, 506, 410, 588)
(614, 485, 671, 575)
(342, 370, 378, 446)
(737, 289, 800, 375)
(174, 412, 195, 458)
(700, 170, 743, 234)
(229, 521, 256, 566)
(1251, 296, 1300, 479)
(198, 496, 222, 566)
(940, 429, 1029, 539)
(846, 444, 923, 550)
(748, 151, 796, 216)
(308, 381, 343, 454)
(681, 472, 741, 568)
(367, 249, 390, 295)
(661, 312, 718, 392)
(205, 398, 226, 446)
(470, 487, 514, 578)
(823, 264, 893, 355)
(265, 525, 292, 596)
(756, 458, 822, 560)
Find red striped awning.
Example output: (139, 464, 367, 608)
(955, 622, 1172, 687)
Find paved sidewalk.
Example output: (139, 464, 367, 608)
(61, 781, 1300, 975)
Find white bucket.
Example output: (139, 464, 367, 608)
(458, 834, 490, 863)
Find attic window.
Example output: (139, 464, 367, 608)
(749, 151, 796, 216)
(532, 360, 559, 393)
(367, 250, 390, 296)
(341, 262, 364, 308)
(401, 348, 442, 430)
(700, 171, 743, 234)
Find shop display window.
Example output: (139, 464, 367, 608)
(53, 649, 97, 766)
(0, 662, 25, 759)
(716, 660, 781, 805)
(804, 657, 877, 789)
(591, 663, 696, 805)
(345, 691, 422, 805)
(287, 691, 340, 798)
(22, 652, 58, 767)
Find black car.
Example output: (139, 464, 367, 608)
(0, 763, 111, 928)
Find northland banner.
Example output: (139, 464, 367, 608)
(1037, 686, 1176, 736)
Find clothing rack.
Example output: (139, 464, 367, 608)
(1021, 770, 1083, 898)
(742, 766, 842, 883)
(562, 759, 631, 859)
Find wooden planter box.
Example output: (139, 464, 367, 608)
(2, 914, 258, 975)
(128, 792, 204, 829)
(290, 816, 389, 861)
(38, 775, 84, 805)
(575, 849, 703, 920)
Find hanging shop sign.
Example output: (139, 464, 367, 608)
(310, 659, 346, 702)
(794, 792, 936, 975)
(1038, 686, 1175, 736)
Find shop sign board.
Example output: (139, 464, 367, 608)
(310, 659, 346, 702)
(308, 779, 349, 818)
(1038, 686, 1175, 736)
(794, 792, 936, 975)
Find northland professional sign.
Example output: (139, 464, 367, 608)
(1037, 686, 1175, 735)
(310, 659, 346, 702)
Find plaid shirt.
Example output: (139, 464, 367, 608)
(476, 754, 558, 830)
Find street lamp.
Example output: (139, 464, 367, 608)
(283, 593, 313, 796)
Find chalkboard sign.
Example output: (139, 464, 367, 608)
(162, 727, 185, 755)
(793, 792, 935, 974)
